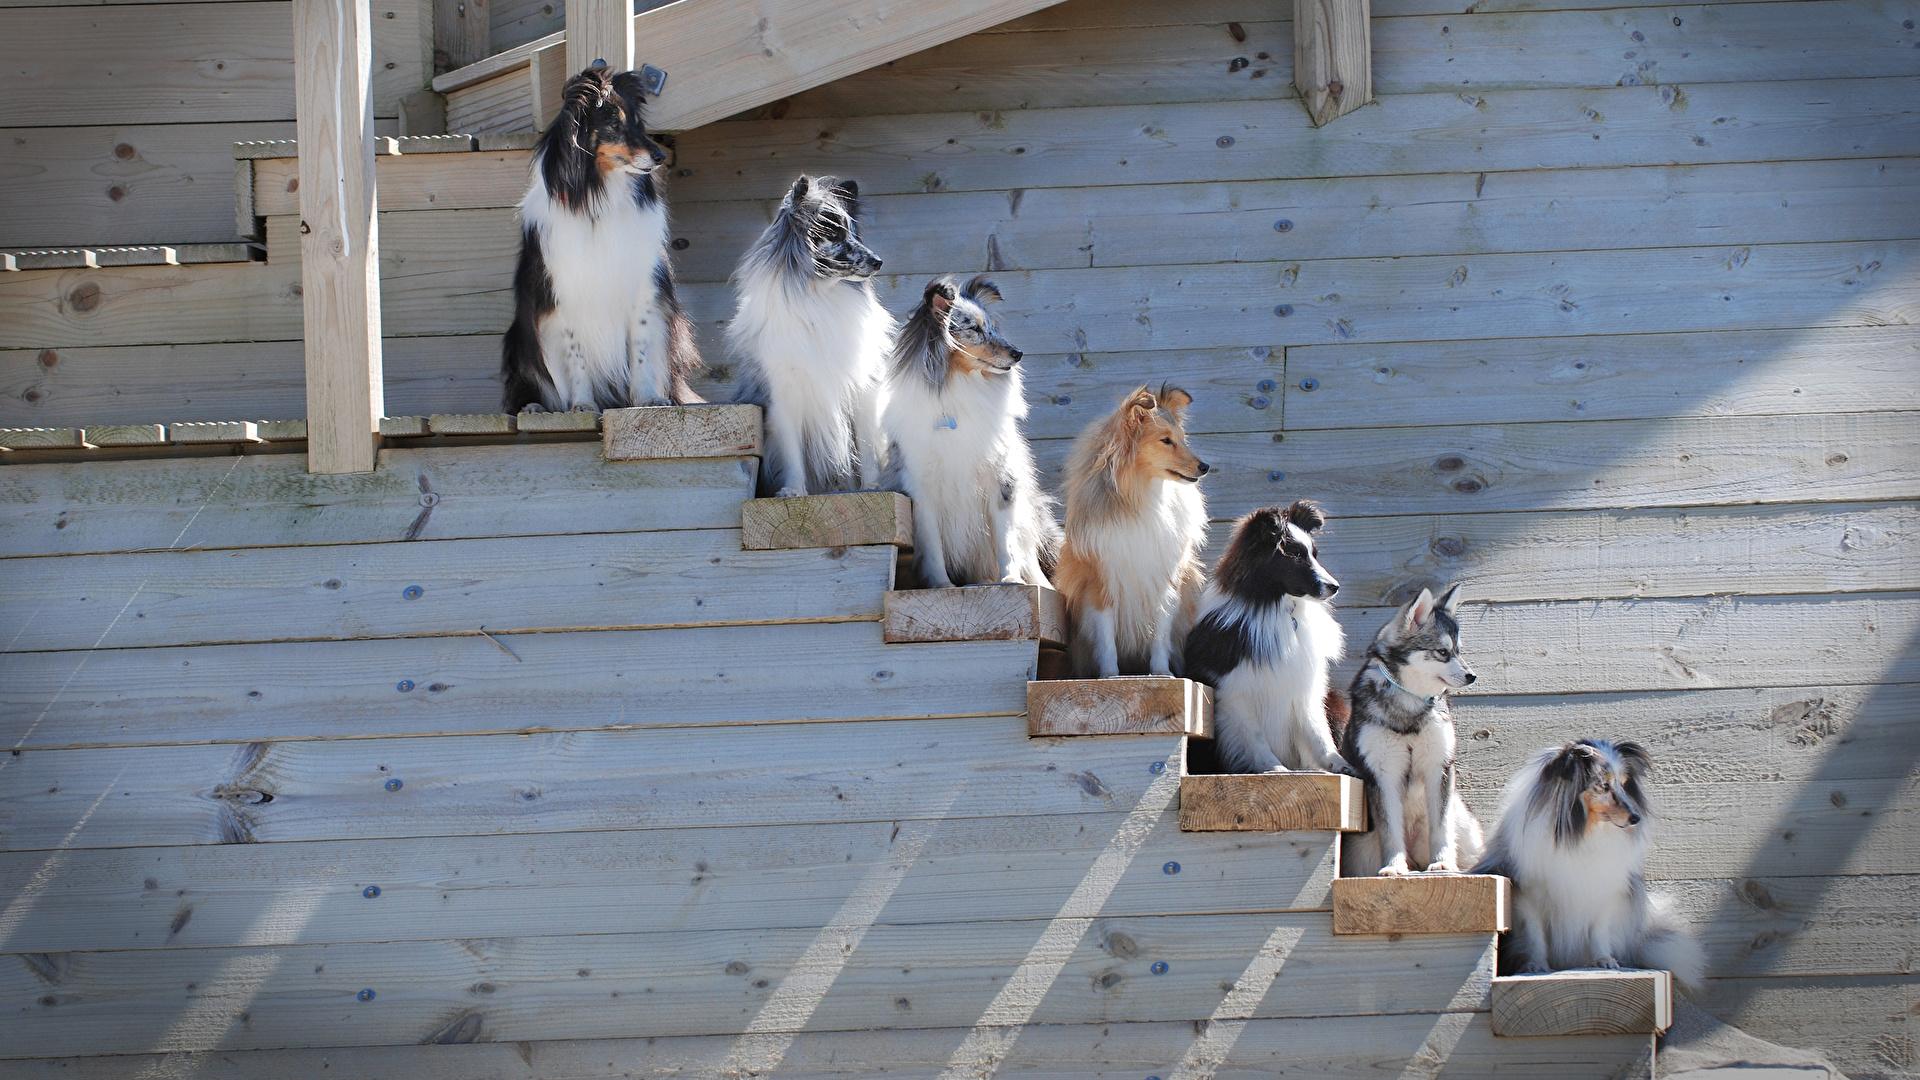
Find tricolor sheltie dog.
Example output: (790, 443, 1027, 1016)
(1055, 385, 1210, 677)
(1339, 584, 1487, 875)
(502, 66, 702, 413)
(1474, 739, 1705, 990)
(1185, 502, 1353, 775)
(728, 174, 893, 495)
(882, 276, 1059, 587)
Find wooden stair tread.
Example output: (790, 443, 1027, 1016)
(1179, 771, 1365, 833)
(602, 404, 762, 461)
(1332, 874, 1510, 935)
(1492, 969, 1673, 1037)
(1028, 676, 1210, 737)
(887, 584, 1066, 647)
(741, 491, 912, 551)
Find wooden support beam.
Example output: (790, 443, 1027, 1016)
(1028, 677, 1211, 738)
(1180, 772, 1365, 832)
(740, 492, 913, 552)
(886, 585, 1066, 647)
(566, 0, 633, 78)
(1492, 970, 1674, 1037)
(428, 412, 516, 435)
(294, 0, 385, 474)
(1332, 874, 1510, 935)
(1295, 0, 1373, 126)
(602, 404, 762, 461)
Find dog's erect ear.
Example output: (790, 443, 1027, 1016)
(962, 276, 1004, 305)
(829, 178, 861, 219)
(786, 175, 812, 205)
(1546, 741, 1601, 785)
(1157, 383, 1194, 419)
(538, 79, 598, 210)
(1123, 386, 1159, 424)
(1401, 587, 1436, 631)
(1284, 499, 1326, 534)
(1614, 740, 1654, 779)
(1436, 582, 1463, 614)
(924, 276, 958, 318)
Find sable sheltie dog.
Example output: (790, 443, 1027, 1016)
(729, 175, 893, 496)
(1055, 385, 1210, 677)
(882, 276, 1059, 587)
(1474, 739, 1705, 990)
(1339, 584, 1487, 875)
(1184, 502, 1353, 775)
(502, 66, 702, 413)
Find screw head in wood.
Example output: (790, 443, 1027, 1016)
(298, 222, 311, 235)
(1215, 135, 1235, 148)
(1274, 304, 1293, 317)
(1163, 861, 1181, 875)
(1299, 377, 1319, 392)
(384, 778, 403, 792)
(1250, 395, 1270, 410)
(1148, 761, 1166, 774)
(1150, 961, 1169, 975)
(403, 585, 424, 600)
(1273, 219, 1293, 232)
(1258, 379, 1277, 392)
(357, 988, 376, 1002)
(397, 680, 415, 692)
(363, 885, 381, 898)
(418, 492, 439, 508)
(1269, 471, 1285, 482)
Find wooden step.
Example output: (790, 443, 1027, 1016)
(602, 403, 762, 461)
(1492, 970, 1673, 1037)
(741, 491, 913, 551)
(1027, 676, 1210, 737)
(1179, 772, 1365, 833)
(1332, 874, 1510, 935)
(886, 584, 1065, 646)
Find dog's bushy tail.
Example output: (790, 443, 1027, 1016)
(1641, 892, 1707, 994)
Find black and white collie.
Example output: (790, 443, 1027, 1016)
(1183, 501, 1352, 774)
(882, 276, 1059, 588)
(1339, 585, 1486, 875)
(1474, 739, 1705, 990)
(728, 174, 893, 495)
(502, 66, 702, 413)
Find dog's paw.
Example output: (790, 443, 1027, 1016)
(1257, 762, 1290, 774)
(774, 486, 807, 499)
(1323, 754, 1357, 776)
(1379, 856, 1413, 877)
(1592, 955, 1622, 970)
(569, 403, 598, 413)
(1518, 962, 1551, 976)
(1426, 858, 1460, 874)
(519, 403, 547, 414)
(639, 397, 673, 408)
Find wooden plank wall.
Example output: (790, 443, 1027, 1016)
(0, 0, 1917, 1069)
(0, 0, 429, 247)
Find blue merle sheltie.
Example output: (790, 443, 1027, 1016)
(502, 66, 702, 413)
(1474, 739, 1706, 990)
(728, 175, 893, 496)
(1183, 501, 1352, 774)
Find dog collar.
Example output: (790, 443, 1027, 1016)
(1371, 660, 1441, 709)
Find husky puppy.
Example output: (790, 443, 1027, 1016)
(882, 276, 1060, 588)
(728, 175, 893, 496)
(1339, 585, 1486, 875)
(1474, 739, 1706, 990)
(1184, 502, 1352, 775)
(502, 66, 702, 413)
(1055, 385, 1210, 677)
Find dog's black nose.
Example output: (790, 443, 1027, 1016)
(1627, 813, 1641, 826)
(1008, 348, 1023, 362)
(1323, 581, 1340, 597)
(869, 257, 884, 271)
(1463, 671, 1477, 684)
(1196, 461, 1212, 476)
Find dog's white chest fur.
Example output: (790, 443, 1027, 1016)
(521, 179, 669, 405)
(1088, 480, 1206, 655)
(1210, 594, 1345, 771)
(887, 369, 1027, 580)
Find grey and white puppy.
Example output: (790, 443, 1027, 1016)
(1338, 584, 1486, 875)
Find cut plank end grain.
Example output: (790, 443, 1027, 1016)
(886, 584, 1067, 647)
(1332, 873, 1510, 935)
(740, 491, 913, 551)
(1492, 970, 1673, 1037)
(1179, 771, 1366, 832)
(602, 403, 763, 461)
(1027, 676, 1212, 737)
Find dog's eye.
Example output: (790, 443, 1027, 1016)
(1160, 437, 1174, 446)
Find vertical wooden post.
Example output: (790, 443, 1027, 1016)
(432, 0, 490, 74)
(1295, 0, 1372, 127)
(294, 0, 385, 474)
(567, 0, 634, 77)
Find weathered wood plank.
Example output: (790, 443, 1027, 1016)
(1332, 874, 1510, 934)
(1036, 412, 1920, 520)
(1493, 970, 1672, 1036)
(432, 0, 490, 73)
(741, 492, 913, 551)
(0, 531, 892, 651)
(0, 427, 87, 449)
(1295, 0, 1372, 126)
(0, 1012, 1658, 1080)
(564, 0, 631, 73)
(515, 408, 601, 432)
(249, 150, 531, 216)
(0, 623, 1036, 750)
(0, 443, 752, 558)
(885, 585, 1067, 647)
(1692, 974, 1916, 1080)
(1302, 501, 1920, 608)
(0, 914, 1494, 1057)
(601, 404, 763, 460)
(1180, 772, 1366, 832)
(0, 812, 1337, 953)
(0, 718, 1182, 849)
(167, 420, 262, 444)
(1663, 873, 1918, 979)
(1027, 677, 1213, 737)
(79, 423, 168, 448)
(1288, 324, 1920, 429)
(668, 77, 1920, 202)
